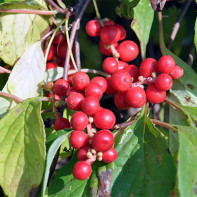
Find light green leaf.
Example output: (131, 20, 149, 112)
(195, 18, 197, 52)
(0, 98, 45, 197)
(130, 0, 154, 59)
(45, 67, 64, 82)
(0, 9, 50, 65)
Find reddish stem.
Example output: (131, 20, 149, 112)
(0, 66, 11, 74)
(0, 91, 23, 102)
(86, 123, 93, 136)
(164, 97, 183, 112)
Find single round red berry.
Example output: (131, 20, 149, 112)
(105, 76, 116, 95)
(118, 61, 128, 69)
(114, 91, 130, 110)
(46, 62, 59, 70)
(91, 76, 107, 93)
(82, 96, 100, 115)
(85, 83, 103, 99)
(54, 117, 70, 131)
(77, 146, 91, 161)
(116, 24, 126, 41)
(44, 44, 56, 61)
(123, 64, 140, 82)
(69, 130, 89, 149)
(67, 87, 82, 97)
(169, 65, 184, 79)
(158, 55, 175, 73)
(102, 147, 117, 163)
(100, 25, 120, 45)
(67, 74, 74, 85)
(146, 84, 166, 104)
(126, 87, 146, 108)
(102, 18, 115, 26)
(71, 111, 88, 130)
(93, 108, 116, 129)
(116, 40, 139, 62)
(57, 40, 68, 59)
(72, 71, 90, 91)
(99, 40, 118, 56)
(91, 129, 114, 152)
(155, 74, 173, 91)
(53, 32, 65, 45)
(73, 161, 92, 180)
(86, 20, 102, 37)
(103, 57, 119, 74)
(139, 58, 159, 78)
(67, 93, 84, 111)
(53, 79, 70, 97)
(110, 69, 132, 92)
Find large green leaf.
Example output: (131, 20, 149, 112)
(111, 111, 176, 196)
(130, 0, 154, 59)
(0, 7, 50, 65)
(177, 126, 197, 197)
(0, 98, 45, 197)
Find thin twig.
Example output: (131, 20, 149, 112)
(41, 29, 55, 41)
(0, 66, 11, 74)
(46, 0, 65, 13)
(0, 9, 57, 15)
(93, 0, 101, 19)
(75, 28, 81, 70)
(41, 109, 52, 114)
(50, 16, 58, 26)
(0, 91, 23, 103)
(167, 0, 193, 49)
(164, 97, 183, 112)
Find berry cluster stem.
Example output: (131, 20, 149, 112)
(0, 66, 11, 74)
(93, 0, 101, 19)
(0, 91, 23, 103)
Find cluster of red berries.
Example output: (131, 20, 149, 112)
(86, 18, 184, 109)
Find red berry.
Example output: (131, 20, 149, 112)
(116, 24, 126, 41)
(123, 65, 140, 82)
(158, 55, 175, 73)
(103, 18, 115, 26)
(67, 74, 74, 85)
(53, 79, 70, 96)
(155, 74, 173, 91)
(67, 93, 85, 111)
(72, 71, 90, 91)
(116, 40, 139, 62)
(169, 65, 184, 79)
(118, 61, 128, 69)
(139, 58, 159, 78)
(77, 146, 90, 161)
(46, 62, 59, 70)
(54, 117, 70, 131)
(91, 76, 107, 93)
(57, 40, 68, 59)
(105, 76, 116, 95)
(69, 130, 89, 149)
(53, 32, 65, 45)
(93, 108, 116, 129)
(86, 20, 102, 37)
(73, 161, 92, 180)
(102, 147, 117, 163)
(67, 87, 82, 97)
(103, 57, 119, 74)
(114, 91, 130, 110)
(100, 25, 120, 45)
(91, 129, 114, 152)
(71, 111, 88, 130)
(85, 83, 103, 99)
(99, 40, 118, 56)
(111, 69, 132, 92)
(146, 84, 166, 104)
(44, 44, 56, 61)
(82, 96, 100, 115)
(126, 87, 146, 108)
(48, 92, 61, 100)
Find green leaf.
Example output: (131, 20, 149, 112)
(41, 131, 72, 197)
(111, 113, 176, 196)
(0, 98, 45, 197)
(177, 126, 197, 197)
(130, 0, 154, 59)
(45, 67, 64, 83)
(0, 9, 50, 65)
(195, 18, 197, 52)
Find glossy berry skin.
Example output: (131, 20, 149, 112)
(67, 93, 85, 111)
(73, 161, 92, 180)
(54, 117, 70, 131)
(116, 40, 139, 62)
(158, 55, 175, 73)
(146, 84, 166, 104)
(48, 92, 61, 100)
(57, 41, 67, 59)
(82, 96, 100, 115)
(99, 40, 118, 56)
(53, 33, 65, 45)
(72, 71, 90, 91)
(155, 74, 173, 91)
(44, 44, 56, 61)
(111, 69, 132, 92)
(114, 92, 130, 110)
(77, 146, 90, 161)
(71, 111, 88, 130)
(116, 24, 126, 41)
(103, 18, 115, 26)
(67, 87, 82, 97)
(126, 87, 146, 108)
(102, 147, 117, 163)
(169, 65, 184, 79)
(86, 20, 102, 37)
(118, 61, 128, 69)
(103, 57, 119, 74)
(91, 77, 107, 93)
(124, 65, 140, 82)
(139, 58, 159, 78)
(93, 108, 116, 129)
(67, 74, 74, 85)
(92, 129, 114, 152)
(100, 25, 120, 45)
(69, 130, 89, 149)
(53, 79, 70, 96)
(105, 77, 116, 95)
(46, 62, 59, 70)
(85, 83, 103, 99)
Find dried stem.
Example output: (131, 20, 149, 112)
(0, 66, 11, 74)
(0, 9, 57, 15)
(46, 0, 65, 13)
(75, 28, 81, 70)
(0, 91, 23, 103)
